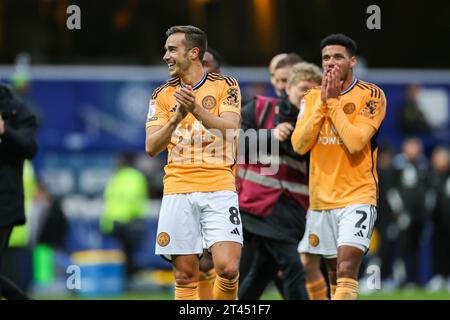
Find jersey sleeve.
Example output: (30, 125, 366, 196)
(353, 88, 387, 131)
(218, 77, 241, 116)
(291, 90, 327, 155)
(145, 88, 170, 129)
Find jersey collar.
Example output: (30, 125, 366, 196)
(180, 72, 207, 91)
(340, 77, 358, 96)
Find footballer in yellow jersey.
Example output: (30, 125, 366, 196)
(292, 34, 386, 300)
(145, 25, 242, 300)
(146, 73, 240, 195)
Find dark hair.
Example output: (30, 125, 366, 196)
(274, 52, 303, 70)
(166, 25, 208, 60)
(206, 47, 222, 70)
(320, 34, 358, 57)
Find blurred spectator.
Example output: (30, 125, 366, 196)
(202, 47, 222, 74)
(0, 82, 38, 299)
(376, 147, 402, 286)
(100, 153, 149, 281)
(427, 146, 450, 290)
(271, 53, 303, 98)
(28, 182, 68, 249)
(3, 160, 37, 294)
(393, 138, 429, 285)
(269, 53, 288, 96)
(398, 84, 430, 135)
(11, 53, 42, 126)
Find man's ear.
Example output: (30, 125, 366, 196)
(350, 55, 357, 69)
(190, 47, 200, 60)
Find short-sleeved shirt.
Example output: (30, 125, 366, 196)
(297, 79, 387, 210)
(146, 72, 241, 195)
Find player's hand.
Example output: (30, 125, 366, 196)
(273, 122, 294, 142)
(326, 66, 343, 100)
(170, 104, 188, 124)
(0, 113, 4, 135)
(321, 69, 328, 104)
(174, 85, 197, 113)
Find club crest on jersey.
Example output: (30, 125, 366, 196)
(157, 232, 170, 247)
(343, 102, 356, 114)
(147, 99, 158, 121)
(360, 99, 380, 118)
(202, 95, 216, 110)
(309, 234, 320, 247)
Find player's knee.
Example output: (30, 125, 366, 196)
(301, 258, 318, 275)
(337, 260, 359, 278)
(215, 261, 239, 280)
(174, 269, 199, 286)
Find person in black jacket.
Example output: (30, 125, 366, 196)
(0, 83, 38, 299)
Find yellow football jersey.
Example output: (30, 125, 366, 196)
(293, 79, 386, 210)
(146, 72, 241, 195)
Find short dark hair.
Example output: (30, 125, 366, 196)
(206, 47, 222, 70)
(166, 25, 208, 60)
(320, 34, 358, 57)
(274, 52, 303, 70)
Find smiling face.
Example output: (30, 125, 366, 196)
(163, 32, 192, 78)
(321, 45, 356, 82)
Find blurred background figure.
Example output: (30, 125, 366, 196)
(427, 146, 450, 291)
(0, 81, 38, 299)
(398, 84, 430, 135)
(3, 160, 37, 295)
(393, 138, 429, 287)
(202, 47, 222, 74)
(269, 53, 288, 97)
(10, 53, 42, 125)
(376, 146, 402, 289)
(271, 53, 303, 98)
(100, 153, 149, 285)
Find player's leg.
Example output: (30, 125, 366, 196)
(172, 254, 200, 300)
(301, 253, 328, 300)
(324, 257, 337, 299)
(210, 241, 241, 299)
(298, 208, 336, 299)
(154, 193, 203, 300)
(198, 250, 215, 300)
(334, 204, 377, 300)
(334, 245, 363, 300)
(200, 191, 243, 300)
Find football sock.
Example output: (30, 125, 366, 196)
(306, 277, 328, 300)
(198, 268, 216, 300)
(333, 278, 358, 300)
(175, 282, 199, 300)
(213, 273, 239, 300)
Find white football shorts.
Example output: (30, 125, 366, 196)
(298, 204, 377, 258)
(155, 190, 243, 261)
